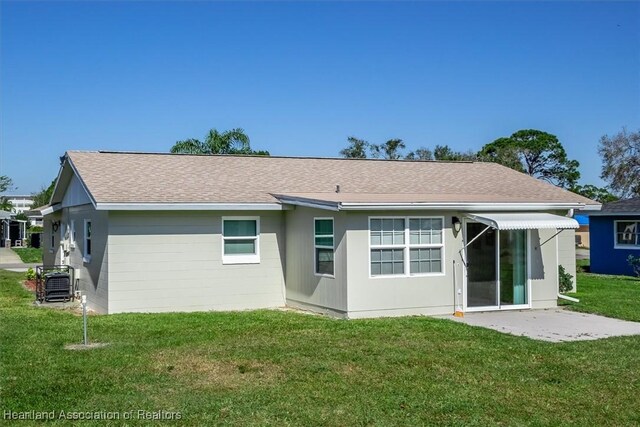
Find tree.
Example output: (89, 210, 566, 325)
(0, 175, 13, 212)
(479, 129, 580, 189)
(598, 128, 640, 198)
(339, 136, 369, 159)
(370, 139, 406, 160)
(405, 147, 434, 160)
(570, 184, 618, 203)
(31, 179, 56, 208)
(170, 128, 269, 155)
(433, 145, 477, 161)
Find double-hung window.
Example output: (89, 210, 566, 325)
(370, 217, 444, 277)
(615, 220, 640, 248)
(83, 220, 92, 262)
(222, 217, 260, 264)
(314, 218, 334, 276)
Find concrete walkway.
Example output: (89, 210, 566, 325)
(0, 247, 40, 272)
(446, 309, 640, 342)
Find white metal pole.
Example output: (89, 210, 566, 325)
(82, 295, 88, 345)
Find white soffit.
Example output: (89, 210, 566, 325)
(466, 213, 579, 230)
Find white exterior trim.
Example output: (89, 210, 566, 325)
(95, 202, 286, 211)
(343, 202, 588, 211)
(41, 204, 63, 215)
(222, 216, 261, 264)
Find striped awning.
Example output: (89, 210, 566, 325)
(466, 213, 579, 230)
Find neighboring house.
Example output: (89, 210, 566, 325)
(25, 210, 44, 227)
(589, 198, 640, 276)
(38, 151, 599, 316)
(4, 195, 34, 214)
(0, 210, 27, 247)
(574, 214, 589, 248)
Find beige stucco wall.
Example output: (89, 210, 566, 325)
(106, 210, 285, 313)
(43, 205, 109, 313)
(284, 207, 348, 315)
(344, 211, 463, 318)
(557, 228, 577, 292)
(529, 229, 560, 309)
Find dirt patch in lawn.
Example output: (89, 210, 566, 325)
(154, 351, 284, 389)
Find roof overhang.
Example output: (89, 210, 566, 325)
(466, 213, 579, 230)
(275, 194, 590, 212)
(40, 204, 62, 216)
(93, 202, 290, 211)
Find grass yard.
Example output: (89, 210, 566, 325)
(562, 260, 640, 322)
(11, 247, 43, 264)
(1, 270, 640, 426)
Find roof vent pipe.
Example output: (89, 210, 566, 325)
(336, 185, 340, 193)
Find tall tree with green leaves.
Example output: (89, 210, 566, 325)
(0, 175, 13, 212)
(479, 129, 580, 189)
(170, 128, 269, 155)
(433, 145, 477, 161)
(370, 139, 406, 160)
(31, 179, 56, 208)
(598, 128, 640, 198)
(405, 147, 434, 160)
(339, 136, 369, 158)
(570, 184, 618, 203)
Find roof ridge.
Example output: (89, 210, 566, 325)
(72, 150, 477, 164)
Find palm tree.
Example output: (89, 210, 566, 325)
(170, 128, 268, 155)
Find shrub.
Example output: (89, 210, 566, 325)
(628, 255, 640, 278)
(559, 265, 574, 293)
(25, 268, 36, 281)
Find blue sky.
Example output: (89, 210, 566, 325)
(1, 1, 638, 194)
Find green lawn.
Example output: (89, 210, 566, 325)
(561, 260, 640, 322)
(1, 270, 640, 426)
(11, 247, 43, 263)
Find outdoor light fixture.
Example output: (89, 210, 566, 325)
(452, 217, 462, 234)
(52, 221, 60, 232)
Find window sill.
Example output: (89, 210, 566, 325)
(314, 273, 335, 279)
(222, 255, 260, 265)
(83, 256, 92, 264)
(370, 272, 446, 279)
(614, 245, 640, 250)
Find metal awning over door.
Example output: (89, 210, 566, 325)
(465, 213, 579, 230)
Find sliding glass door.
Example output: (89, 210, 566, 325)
(465, 223, 528, 310)
(466, 223, 498, 308)
(499, 230, 528, 306)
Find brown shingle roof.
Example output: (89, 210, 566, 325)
(66, 151, 597, 206)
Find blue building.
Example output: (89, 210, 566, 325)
(590, 198, 640, 276)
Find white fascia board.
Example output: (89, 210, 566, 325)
(273, 198, 340, 212)
(41, 204, 62, 216)
(94, 203, 287, 211)
(339, 202, 587, 211)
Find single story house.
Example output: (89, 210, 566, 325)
(589, 197, 640, 276)
(39, 151, 599, 317)
(1, 210, 28, 248)
(574, 214, 589, 248)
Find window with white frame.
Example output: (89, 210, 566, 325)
(222, 217, 260, 264)
(314, 218, 334, 276)
(370, 217, 444, 277)
(615, 220, 640, 248)
(83, 220, 92, 262)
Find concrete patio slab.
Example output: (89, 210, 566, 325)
(445, 309, 640, 342)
